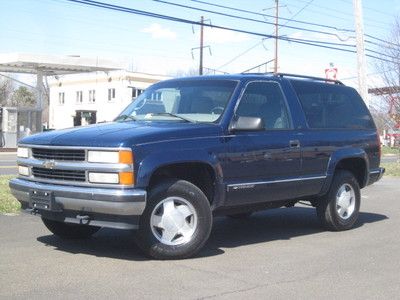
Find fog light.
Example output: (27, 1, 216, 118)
(88, 172, 119, 184)
(18, 166, 29, 176)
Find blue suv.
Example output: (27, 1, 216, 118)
(10, 73, 384, 259)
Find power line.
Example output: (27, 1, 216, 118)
(217, 40, 264, 70)
(60, 0, 396, 64)
(241, 59, 275, 73)
(336, 0, 394, 17)
(191, 0, 354, 33)
(285, 0, 314, 25)
(212, 0, 317, 70)
(190, 0, 396, 50)
(153, 0, 352, 40)
(365, 34, 399, 48)
(293, 0, 393, 27)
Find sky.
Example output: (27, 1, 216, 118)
(0, 0, 399, 90)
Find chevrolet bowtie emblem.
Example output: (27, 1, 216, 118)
(42, 160, 56, 169)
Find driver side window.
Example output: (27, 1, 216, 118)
(236, 81, 291, 130)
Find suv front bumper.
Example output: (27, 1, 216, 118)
(9, 178, 146, 229)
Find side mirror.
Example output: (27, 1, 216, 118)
(230, 116, 264, 132)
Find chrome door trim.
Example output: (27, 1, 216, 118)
(227, 175, 327, 191)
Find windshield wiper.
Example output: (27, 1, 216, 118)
(114, 114, 137, 122)
(149, 112, 196, 123)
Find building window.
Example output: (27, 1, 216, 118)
(108, 88, 116, 101)
(76, 91, 83, 104)
(89, 90, 96, 103)
(151, 91, 162, 101)
(58, 92, 65, 105)
(132, 88, 145, 98)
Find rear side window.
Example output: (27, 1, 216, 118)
(291, 80, 375, 129)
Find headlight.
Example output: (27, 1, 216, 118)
(18, 166, 30, 176)
(17, 147, 29, 158)
(88, 150, 133, 164)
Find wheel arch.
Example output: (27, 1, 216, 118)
(136, 150, 224, 206)
(320, 148, 369, 195)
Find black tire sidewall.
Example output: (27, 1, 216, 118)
(318, 170, 361, 231)
(137, 179, 212, 259)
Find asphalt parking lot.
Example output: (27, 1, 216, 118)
(0, 177, 399, 299)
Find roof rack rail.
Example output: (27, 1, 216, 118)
(240, 72, 343, 85)
(275, 73, 343, 85)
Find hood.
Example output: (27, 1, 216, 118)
(19, 121, 222, 148)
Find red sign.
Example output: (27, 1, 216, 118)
(325, 67, 338, 80)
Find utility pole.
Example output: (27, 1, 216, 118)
(353, 0, 369, 107)
(274, 0, 279, 73)
(199, 16, 204, 75)
(36, 69, 44, 131)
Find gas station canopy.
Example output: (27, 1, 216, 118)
(0, 53, 122, 75)
(0, 53, 123, 148)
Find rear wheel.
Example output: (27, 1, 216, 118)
(316, 170, 360, 231)
(41, 217, 101, 239)
(136, 179, 212, 259)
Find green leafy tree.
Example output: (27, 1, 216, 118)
(11, 86, 36, 107)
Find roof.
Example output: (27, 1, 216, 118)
(160, 72, 344, 85)
(0, 53, 122, 75)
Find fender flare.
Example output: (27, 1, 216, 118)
(319, 148, 369, 196)
(135, 149, 224, 189)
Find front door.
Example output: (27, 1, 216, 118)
(223, 81, 301, 206)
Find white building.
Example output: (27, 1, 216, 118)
(49, 70, 170, 129)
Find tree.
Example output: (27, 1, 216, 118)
(10, 86, 36, 107)
(374, 18, 400, 127)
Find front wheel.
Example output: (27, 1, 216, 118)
(41, 217, 101, 239)
(136, 179, 212, 259)
(316, 170, 361, 231)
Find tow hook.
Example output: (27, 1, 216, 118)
(76, 214, 90, 225)
(27, 208, 38, 215)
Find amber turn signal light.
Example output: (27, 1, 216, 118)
(119, 150, 133, 164)
(119, 171, 134, 185)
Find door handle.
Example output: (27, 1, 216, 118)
(289, 139, 300, 148)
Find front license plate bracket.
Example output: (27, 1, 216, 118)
(29, 190, 55, 211)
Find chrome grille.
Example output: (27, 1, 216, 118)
(32, 167, 86, 182)
(32, 148, 85, 161)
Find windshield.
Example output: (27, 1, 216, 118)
(115, 79, 238, 123)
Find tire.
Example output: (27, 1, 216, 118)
(41, 217, 101, 239)
(316, 170, 361, 231)
(227, 212, 253, 219)
(136, 179, 212, 260)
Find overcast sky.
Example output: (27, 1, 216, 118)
(0, 0, 399, 89)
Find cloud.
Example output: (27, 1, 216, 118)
(141, 23, 177, 40)
(203, 27, 250, 44)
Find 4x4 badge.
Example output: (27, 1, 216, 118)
(42, 160, 56, 169)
